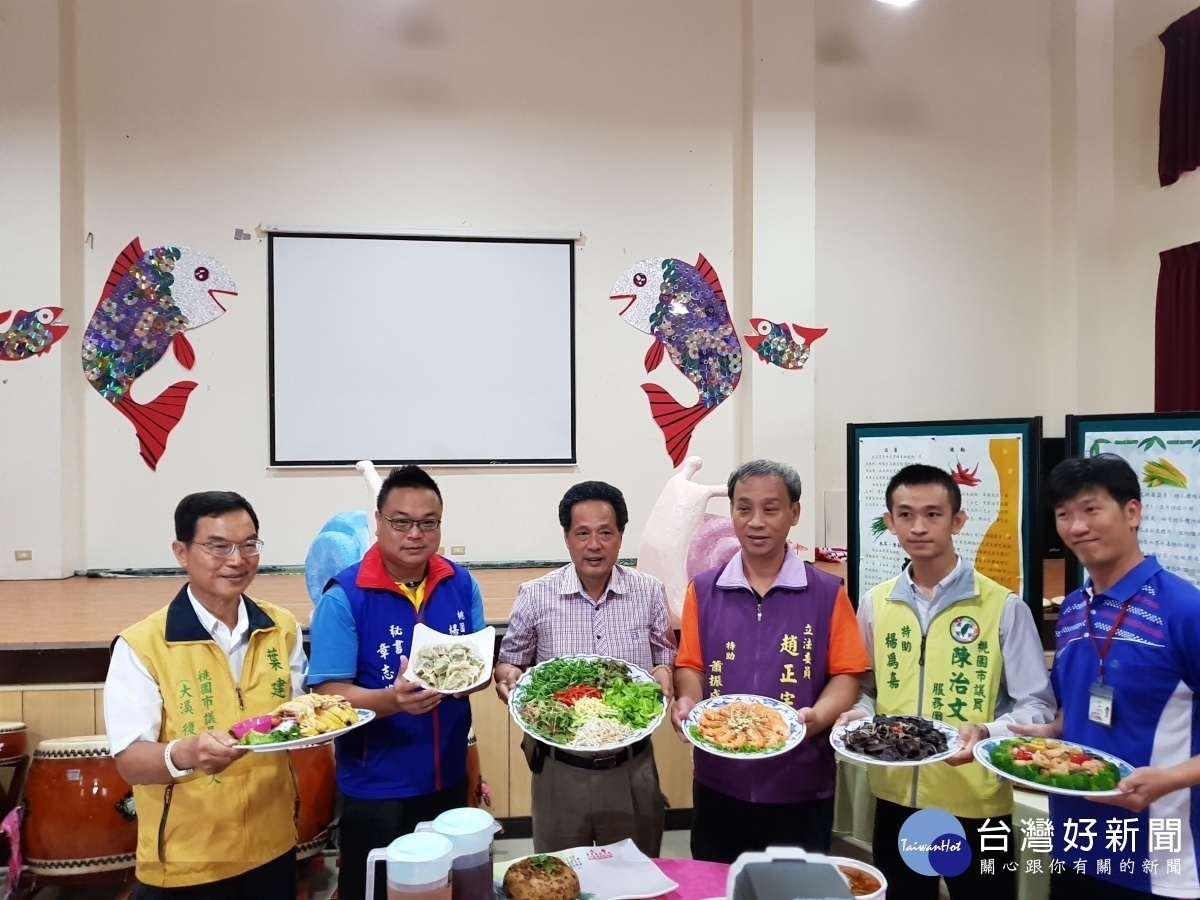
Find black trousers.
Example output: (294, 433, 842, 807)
(338, 778, 468, 900)
(1050, 869, 1162, 900)
(872, 798, 1014, 900)
(690, 780, 835, 864)
(133, 849, 296, 899)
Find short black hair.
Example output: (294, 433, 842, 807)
(558, 481, 629, 532)
(886, 464, 962, 515)
(728, 460, 802, 504)
(175, 492, 259, 542)
(1046, 454, 1140, 509)
(377, 465, 443, 511)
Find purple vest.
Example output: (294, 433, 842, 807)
(693, 554, 843, 804)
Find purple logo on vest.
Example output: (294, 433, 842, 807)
(949, 616, 979, 644)
(898, 808, 972, 877)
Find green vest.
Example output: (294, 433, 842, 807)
(868, 570, 1012, 818)
(120, 591, 299, 887)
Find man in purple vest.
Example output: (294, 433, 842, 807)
(672, 459, 871, 863)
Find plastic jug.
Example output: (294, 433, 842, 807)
(429, 807, 501, 900)
(365, 832, 455, 900)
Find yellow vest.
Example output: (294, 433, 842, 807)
(120, 591, 299, 887)
(867, 570, 1012, 818)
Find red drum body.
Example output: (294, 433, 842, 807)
(24, 736, 137, 875)
(292, 743, 335, 859)
(0, 722, 27, 764)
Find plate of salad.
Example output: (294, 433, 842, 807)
(973, 736, 1134, 797)
(509, 655, 667, 752)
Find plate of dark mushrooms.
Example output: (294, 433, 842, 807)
(830, 714, 960, 767)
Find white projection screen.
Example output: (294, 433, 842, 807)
(268, 233, 575, 465)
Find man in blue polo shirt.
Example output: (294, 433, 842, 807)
(1013, 454, 1200, 899)
(309, 466, 486, 900)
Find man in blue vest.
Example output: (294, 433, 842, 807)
(309, 466, 487, 900)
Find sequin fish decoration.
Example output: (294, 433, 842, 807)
(609, 255, 742, 466)
(743, 318, 827, 370)
(81, 238, 236, 470)
(0, 307, 68, 361)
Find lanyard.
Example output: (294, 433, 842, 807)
(1086, 594, 1133, 685)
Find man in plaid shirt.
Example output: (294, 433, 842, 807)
(496, 481, 676, 855)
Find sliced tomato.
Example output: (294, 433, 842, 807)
(1013, 749, 1033, 761)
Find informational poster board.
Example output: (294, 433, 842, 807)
(1066, 412, 1200, 592)
(847, 418, 1042, 615)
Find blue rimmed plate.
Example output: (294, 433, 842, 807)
(973, 736, 1134, 797)
(684, 693, 805, 760)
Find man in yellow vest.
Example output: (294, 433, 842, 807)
(838, 464, 1054, 900)
(103, 492, 308, 897)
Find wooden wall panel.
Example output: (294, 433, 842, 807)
(470, 692, 510, 817)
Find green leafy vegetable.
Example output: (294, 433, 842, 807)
(688, 724, 784, 754)
(237, 722, 301, 746)
(528, 855, 560, 873)
(519, 699, 576, 742)
(521, 658, 631, 703)
(601, 681, 664, 729)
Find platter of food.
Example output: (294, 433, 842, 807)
(973, 736, 1133, 796)
(826, 857, 886, 899)
(830, 714, 960, 766)
(683, 694, 804, 760)
(508, 656, 666, 752)
(230, 693, 374, 752)
(403, 622, 496, 694)
(494, 839, 678, 900)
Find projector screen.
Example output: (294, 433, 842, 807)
(268, 232, 575, 466)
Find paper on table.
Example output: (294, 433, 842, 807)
(493, 838, 679, 900)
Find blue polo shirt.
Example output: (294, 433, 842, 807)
(1050, 556, 1200, 896)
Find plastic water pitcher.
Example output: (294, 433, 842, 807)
(365, 832, 455, 900)
(426, 807, 501, 900)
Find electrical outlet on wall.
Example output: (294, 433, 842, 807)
(450, 545, 466, 556)
(14, 550, 32, 561)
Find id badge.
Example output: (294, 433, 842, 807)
(1088, 683, 1114, 726)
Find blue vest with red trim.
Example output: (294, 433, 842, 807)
(328, 555, 474, 800)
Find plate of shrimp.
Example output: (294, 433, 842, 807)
(683, 694, 805, 759)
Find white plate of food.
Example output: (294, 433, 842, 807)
(683, 694, 804, 760)
(402, 622, 495, 694)
(508, 655, 667, 752)
(973, 736, 1134, 797)
(830, 714, 960, 767)
(495, 839, 677, 900)
(230, 693, 375, 752)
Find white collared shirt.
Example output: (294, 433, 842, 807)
(103, 588, 308, 755)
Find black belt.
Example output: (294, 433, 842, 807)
(549, 738, 650, 771)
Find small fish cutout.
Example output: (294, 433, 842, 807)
(744, 318, 827, 370)
(0, 307, 69, 362)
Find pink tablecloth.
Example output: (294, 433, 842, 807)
(654, 858, 729, 900)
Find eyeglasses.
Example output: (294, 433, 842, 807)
(191, 540, 265, 559)
(380, 514, 441, 533)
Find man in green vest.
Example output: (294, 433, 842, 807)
(838, 464, 1054, 900)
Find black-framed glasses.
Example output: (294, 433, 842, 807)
(380, 514, 441, 533)
(191, 539, 265, 559)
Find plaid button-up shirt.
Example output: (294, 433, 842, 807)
(498, 564, 676, 673)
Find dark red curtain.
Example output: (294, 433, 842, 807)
(1159, 7, 1200, 186)
(1156, 241, 1200, 411)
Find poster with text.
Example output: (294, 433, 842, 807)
(848, 419, 1042, 612)
(1068, 414, 1200, 591)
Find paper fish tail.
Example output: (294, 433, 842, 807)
(115, 381, 198, 470)
(641, 383, 714, 467)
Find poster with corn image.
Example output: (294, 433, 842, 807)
(1067, 413, 1200, 590)
(847, 418, 1042, 612)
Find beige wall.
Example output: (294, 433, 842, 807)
(0, 0, 1191, 573)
